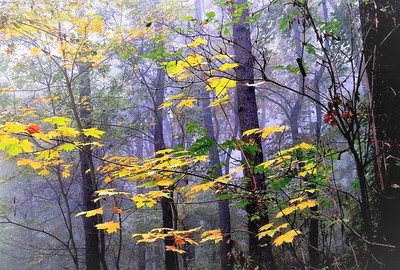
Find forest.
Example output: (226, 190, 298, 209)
(0, 0, 399, 269)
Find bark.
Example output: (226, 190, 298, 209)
(136, 136, 147, 270)
(153, 67, 179, 270)
(232, 1, 276, 269)
(77, 65, 103, 270)
(359, 0, 400, 267)
(201, 90, 233, 270)
(293, 19, 320, 268)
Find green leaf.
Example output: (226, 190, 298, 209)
(44, 116, 72, 127)
(206, 11, 216, 20)
(190, 137, 215, 156)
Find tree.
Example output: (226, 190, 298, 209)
(232, 0, 276, 269)
(359, 0, 400, 268)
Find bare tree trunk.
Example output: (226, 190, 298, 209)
(359, 1, 400, 267)
(153, 67, 179, 270)
(76, 65, 105, 270)
(201, 89, 233, 270)
(232, 1, 276, 269)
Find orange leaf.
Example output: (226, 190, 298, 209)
(113, 207, 122, 214)
(26, 123, 41, 134)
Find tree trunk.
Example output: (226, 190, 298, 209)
(201, 89, 233, 270)
(232, 1, 276, 269)
(153, 67, 179, 270)
(77, 65, 103, 270)
(359, 0, 400, 267)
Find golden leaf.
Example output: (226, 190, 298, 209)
(30, 47, 41, 56)
(219, 63, 239, 71)
(166, 245, 186, 254)
(273, 229, 302, 246)
(276, 205, 297, 218)
(95, 221, 120, 234)
(200, 229, 222, 244)
(186, 37, 207, 47)
(17, 158, 42, 170)
(297, 200, 319, 210)
(76, 207, 103, 217)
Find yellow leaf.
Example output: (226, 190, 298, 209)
(166, 245, 186, 254)
(159, 101, 173, 109)
(289, 197, 304, 204)
(95, 221, 120, 234)
(189, 181, 214, 194)
(259, 223, 274, 232)
(20, 139, 34, 153)
(4, 122, 27, 133)
(57, 126, 79, 138)
(273, 229, 302, 246)
(104, 176, 112, 183)
(62, 170, 70, 178)
(95, 189, 129, 197)
(76, 207, 103, 217)
(177, 98, 196, 108)
(186, 54, 204, 66)
(30, 47, 41, 56)
(200, 229, 222, 244)
(91, 15, 105, 33)
(131, 195, 157, 208)
(82, 128, 105, 138)
(209, 95, 230, 106)
(38, 168, 50, 176)
(187, 37, 207, 47)
(297, 200, 319, 210)
(163, 60, 185, 77)
(156, 178, 174, 187)
(32, 132, 51, 143)
(298, 142, 312, 149)
(219, 63, 239, 71)
(212, 54, 230, 60)
(276, 205, 297, 218)
(17, 158, 42, 170)
(242, 128, 260, 137)
(261, 125, 286, 138)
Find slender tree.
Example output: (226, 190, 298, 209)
(232, 1, 276, 269)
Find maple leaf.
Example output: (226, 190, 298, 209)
(273, 229, 302, 246)
(26, 123, 41, 134)
(186, 37, 207, 47)
(219, 63, 239, 71)
(20, 139, 34, 153)
(30, 47, 41, 56)
(276, 205, 297, 218)
(131, 195, 157, 208)
(57, 126, 79, 138)
(261, 125, 286, 138)
(297, 200, 319, 210)
(200, 229, 222, 244)
(159, 101, 173, 109)
(95, 221, 120, 234)
(186, 54, 204, 66)
(113, 207, 123, 214)
(17, 158, 42, 170)
(4, 122, 27, 133)
(43, 116, 71, 127)
(166, 245, 186, 254)
(177, 98, 196, 108)
(82, 128, 105, 138)
(76, 207, 103, 217)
